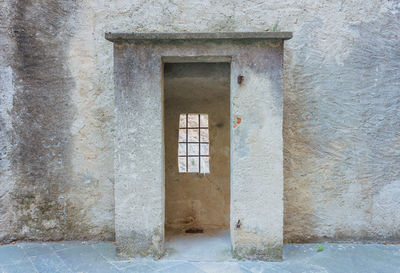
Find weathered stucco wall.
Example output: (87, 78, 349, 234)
(164, 63, 230, 233)
(1, 0, 399, 243)
(0, 1, 114, 242)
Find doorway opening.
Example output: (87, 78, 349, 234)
(163, 62, 231, 260)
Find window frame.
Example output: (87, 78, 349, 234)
(178, 113, 210, 173)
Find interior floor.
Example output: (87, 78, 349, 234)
(163, 230, 232, 262)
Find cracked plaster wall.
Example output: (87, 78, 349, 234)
(0, 0, 399, 242)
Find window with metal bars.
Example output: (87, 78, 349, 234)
(178, 113, 210, 173)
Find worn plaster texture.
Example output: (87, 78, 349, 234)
(112, 39, 284, 260)
(0, 1, 114, 243)
(0, 0, 15, 242)
(164, 63, 230, 233)
(1, 0, 400, 249)
(113, 43, 165, 259)
(0, 66, 14, 241)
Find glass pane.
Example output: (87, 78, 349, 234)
(188, 144, 199, 155)
(200, 129, 209, 142)
(188, 114, 199, 127)
(178, 143, 186, 156)
(188, 157, 199, 172)
(200, 157, 210, 173)
(178, 157, 187, 172)
(200, 114, 208, 127)
(179, 114, 186, 128)
(200, 143, 209, 155)
(188, 129, 199, 142)
(178, 129, 186, 142)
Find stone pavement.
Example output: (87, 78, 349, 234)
(0, 242, 399, 273)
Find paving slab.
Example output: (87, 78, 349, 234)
(0, 242, 399, 273)
(23, 244, 54, 257)
(90, 242, 117, 261)
(156, 262, 205, 273)
(2, 260, 38, 273)
(195, 262, 243, 273)
(54, 244, 119, 273)
(30, 253, 72, 273)
(0, 245, 28, 266)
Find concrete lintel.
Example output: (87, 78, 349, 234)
(105, 32, 292, 43)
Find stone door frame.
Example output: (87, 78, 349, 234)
(106, 32, 292, 261)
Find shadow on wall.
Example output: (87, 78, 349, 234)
(7, 1, 95, 242)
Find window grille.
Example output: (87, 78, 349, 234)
(178, 113, 210, 173)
